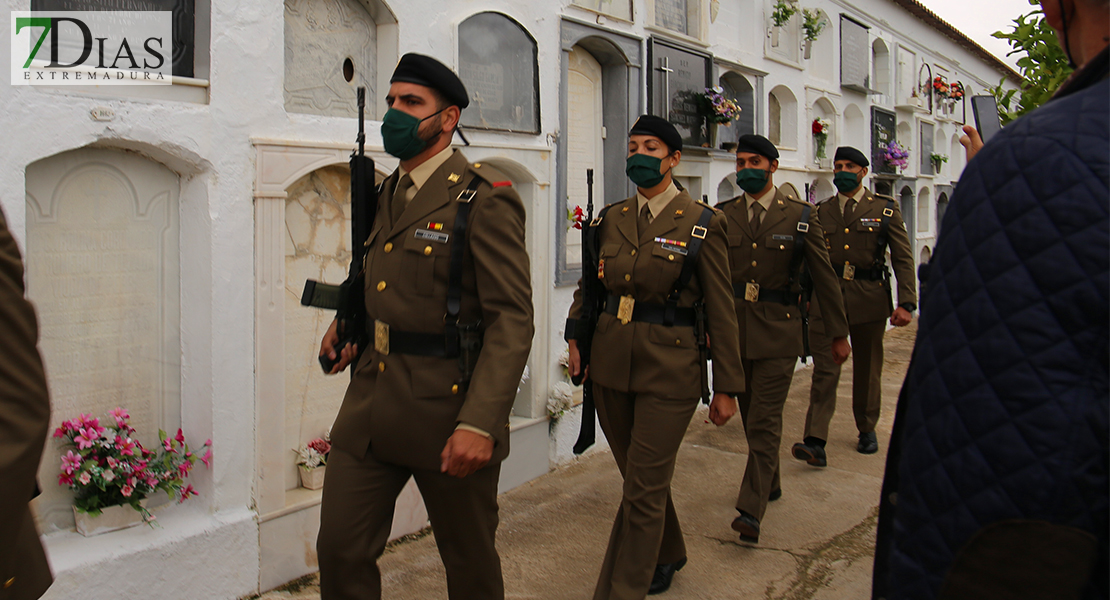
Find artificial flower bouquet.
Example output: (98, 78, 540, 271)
(295, 435, 331, 470)
(699, 87, 743, 125)
(882, 141, 910, 170)
(567, 205, 585, 231)
(812, 118, 831, 159)
(55, 408, 211, 523)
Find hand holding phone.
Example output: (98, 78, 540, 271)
(971, 95, 1002, 143)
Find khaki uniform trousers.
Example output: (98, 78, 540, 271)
(805, 319, 886, 440)
(317, 446, 503, 600)
(592, 383, 700, 600)
(735, 356, 798, 521)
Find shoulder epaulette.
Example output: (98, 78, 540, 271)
(467, 161, 513, 188)
(715, 196, 741, 209)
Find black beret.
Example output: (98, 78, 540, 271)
(390, 53, 469, 109)
(834, 146, 869, 168)
(629, 114, 682, 153)
(735, 134, 779, 160)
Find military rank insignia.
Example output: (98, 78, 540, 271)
(598, 258, 606, 279)
(654, 237, 688, 255)
(426, 222, 445, 231)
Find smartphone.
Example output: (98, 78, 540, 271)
(971, 95, 1002, 143)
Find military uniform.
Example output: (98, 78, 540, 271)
(318, 148, 534, 600)
(0, 207, 53, 600)
(569, 185, 744, 600)
(717, 186, 848, 525)
(804, 188, 915, 444)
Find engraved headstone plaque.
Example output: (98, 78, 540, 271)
(871, 106, 897, 174)
(840, 15, 870, 93)
(285, 0, 377, 118)
(459, 13, 539, 133)
(32, 0, 194, 78)
(649, 39, 711, 148)
(25, 147, 180, 529)
(655, 0, 688, 35)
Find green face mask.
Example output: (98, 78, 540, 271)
(381, 108, 444, 160)
(833, 171, 861, 194)
(735, 168, 769, 194)
(626, 153, 672, 189)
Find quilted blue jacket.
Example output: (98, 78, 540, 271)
(873, 53, 1109, 599)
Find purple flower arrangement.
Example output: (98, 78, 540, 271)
(882, 141, 910, 170)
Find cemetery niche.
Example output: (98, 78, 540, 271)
(459, 12, 540, 134)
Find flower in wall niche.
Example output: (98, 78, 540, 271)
(812, 118, 831, 159)
(295, 436, 331, 470)
(700, 86, 743, 125)
(567, 205, 585, 231)
(54, 408, 211, 522)
(771, 0, 798, 27)
(548, 381, 576, 419)
(882, 141, 910, 170)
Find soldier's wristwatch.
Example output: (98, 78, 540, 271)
(899, 302, 916, 312)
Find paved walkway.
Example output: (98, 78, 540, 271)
(254, 322, 916, 600)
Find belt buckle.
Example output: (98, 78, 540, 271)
(617, 295, 635, 324)
(842, 264, 856, 281)
(374, 320, 390, 355)
(744, 282, 760, 302)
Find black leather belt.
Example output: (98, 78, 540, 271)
(603, 294, 696, 327)
(387, 329, 449, 357)
(832, 263, 884, 281)
(732, 283, 799, 305)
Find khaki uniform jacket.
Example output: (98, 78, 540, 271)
(0, 208, 52, 600)
(330, 150, 534, 472)
(569, 191, 745, 398)
(718, 188, 849, 359)
(810, 190, 917, 331)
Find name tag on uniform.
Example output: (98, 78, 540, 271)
(842, 264, 856, 281)
(374, 320, 390, 355)
(415, 229, 449, 244)
(654, 237, 688, 255)
(617, 295, 635, 324)
(744, 282, 760, 302)
(772, 234, 793, 241)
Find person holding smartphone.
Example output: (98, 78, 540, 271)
(873, 1, 1109, 598)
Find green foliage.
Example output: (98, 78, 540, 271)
(802, 9, 827, 42)
(771, 1, 798, 28)
(989, 0, 1073, 125)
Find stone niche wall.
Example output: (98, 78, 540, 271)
(24, 147, 181, 531)
(284, 0, 377, 118)
(283, 166, 352, 490)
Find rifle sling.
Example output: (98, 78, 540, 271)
(443, 176, 484, 358)
(662, 206, 715, 326)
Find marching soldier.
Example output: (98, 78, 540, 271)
(567, 115, 745, 598)
(791, 146, 915, 464)
(719, 134, 850, 544)
(316, 54, 534, 600)
(0, 205, 53, 600)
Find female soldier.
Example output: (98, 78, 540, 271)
(567, 115, 746, 599)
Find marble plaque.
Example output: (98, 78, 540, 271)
(919, 121, 935, 173)
(649, 39, 710, 148)
(655, 0, 688, 35)
(32, 0, 195, 77)
(284, 166, 353, 491)
(871, 107, 896, 174)
(284, 0, 377, 118)
(840, 16, 870, 93)
(25, 148, 180, 531)
(459, 12, 539, 133)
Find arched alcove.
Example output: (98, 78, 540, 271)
(811, 177, 834, 202)
(920, 245, 931, 264)
(808, 10, 834, 78)
(812, 96, 837, 165)
(872, 39, 891, 97)
(718, 174, 739, 204)
(769, 84, 798, 149)
(843, 104, 866, 151)
(934, 126, 947, 177)
(717, 71, 756, 146)
(458, 12, 539, 133)
(900, 185, 916, 254)
(936, 192, 950, 234)
(950, 133, 963, 177)
(917, 186, 931, 233)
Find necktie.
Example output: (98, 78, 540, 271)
(392, 174, 413, 222)
(843, 197, 857, 223)
(749, 202, 764, 233)
(638, 203, 652, 236)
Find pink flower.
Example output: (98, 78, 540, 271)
(146, 477, 158, 487)
(163, 438, 176, 452)
(175, 429, 185, 444)
(108, 407, 129, 424)
(118, 437, 137, 456)
(121, 485, 133, 497)
(61, 451, 82, 475)
(74, 428, 98, 450)
(102, 470, 116, 482)
(200, 448, 212, 468)
(106, 457, 118, 469)
(58, 472, 74, 486)
(78, 471, 92, 486)
(308, 438, 331, 455)
(179, 484, 196, 503)
(177, 462, 191, 478)
(53, 426, 67, 438)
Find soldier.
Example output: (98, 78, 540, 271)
(316, 54, 534, 600)
(719, 134, 850, 544)
(790, 146, 915, 466)
(567, 115, 745, 598)
(0, 205, 53, 600)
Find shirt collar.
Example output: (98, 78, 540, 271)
(744, 185, 777, 212)
(837, 185, 867, 209)
(398, 146, 455, 192)
(636, 181, 680, 221)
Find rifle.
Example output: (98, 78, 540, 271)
(693, 300, 711, 404)
(572, 168, 601, 455)
(798, 265, 813, 364)
(301, 87, 377, 374)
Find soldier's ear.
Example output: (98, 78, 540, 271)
(768, 159, 779, 174)
(442, 106, 461, 133)
(860, 167, 868, 180)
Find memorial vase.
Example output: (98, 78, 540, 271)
(73, 502, 145, 537)
(300, 465, 326, 490)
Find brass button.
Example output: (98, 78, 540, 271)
(377, 281, 387, 292)
(4, 577, 14, 588)
(675, 339, 681, 346)
(779, 244, 785, 250)
(624, 274, 631, 281)
(751, 260, 757, 267)
(424, 246, 432, 256)
(668, 254, 675, 261)
(786, 313, 792, 318)
(844, 228, 849, 234)
(378, 362, 386, 372)
(384, 242, 393, 253)
(473, 162, 482, 168)
(844, 244, 850, 250)
(752, 242, 757, 249)
(630, 249, 637, 256)
(452, 384, 459, 394)
(869, 227, 875, 232)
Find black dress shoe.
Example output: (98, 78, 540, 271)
(648, 557, 687, 595)
(858, 431, 879, 454)
(768, 488, 782, 502)
(791, 441, 828, 467)
(730, 511, 760, 543)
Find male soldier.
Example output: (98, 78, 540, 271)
(0, 206, 53, 600)
(791, 146, 915, 465)
(719, 134, 850, 544)
(316, 54, 534, 600)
